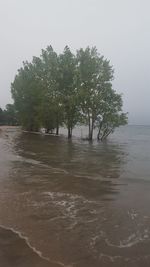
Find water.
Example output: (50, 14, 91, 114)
(0, 125, 150, 266)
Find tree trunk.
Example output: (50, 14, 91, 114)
(88, 114, 93, 140)
(88, 121, 91, 140)
(68, 127, 72, 139)
(29, 125, 34, 132)
(56, 125, 59, 135)
(97, 121, 103, 140)
(101, 129, 113, 140)
(101, 128, 109, 141)
(56, 115, 59, 135)
(97, 128, 101, 140)
(89, 129, 93, 140)
(89, 118, 94, 140)
(70, 126, 73, 136)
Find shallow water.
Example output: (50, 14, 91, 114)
(0, 126, 150, 266)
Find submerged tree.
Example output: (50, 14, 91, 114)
(11, 61, 43, 131)
(0, 107, 4, 125)
(59, 46, 80, 138)
(96, 88, 128, 140)
(0, 105, 18, 126)
(38, 46, 62, 134)
(3, 104, 18, 126)
(76, 47, 115, 140)
(97, 113, 127, 140)
(11, 45, 127, 139)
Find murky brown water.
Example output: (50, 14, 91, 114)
(1, 126, 150, 267)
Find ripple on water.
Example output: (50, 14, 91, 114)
(0, 225, 73, 267)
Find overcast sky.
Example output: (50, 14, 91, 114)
(0, 0, 150, 124)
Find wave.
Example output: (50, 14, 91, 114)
(0, 224, 72, 267)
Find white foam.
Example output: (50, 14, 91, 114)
(105, 230, 150, 248)
(127, 210, 138, 220)
(0, 224, 72, 267)
(99, 253, 122, 262)
(0, 224, 49, 262)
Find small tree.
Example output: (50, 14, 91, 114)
(97, 113, 128, 140)
(0, 108, 4, 125)
(3, 104, 18, 126)
(11, 62, 42, 131)
(76, 47, 114, 140)
(96, 89, 128, 140)
(39, 46, 64, 134)
(59, 46, 80, 138)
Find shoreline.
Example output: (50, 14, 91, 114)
(23, 130, 60, 137)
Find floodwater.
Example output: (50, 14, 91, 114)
(0, 126, 150, 267)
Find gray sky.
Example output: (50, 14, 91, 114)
(0, 0, 150, 124)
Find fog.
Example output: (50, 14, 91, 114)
(0, 0, 150, 124)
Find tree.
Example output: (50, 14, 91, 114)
(11, 61, 43, 131)
(11, 45, 127, 139)
(0, 105, 18, 126)
(0, 107, 4, 125)
(76, 47, 114, 140)
(96, 88, 128, 140)
(39, 46, 63, 134)
(97, 113, 127, 140)
(3, 104, 18, 126)
(59, 46, 80, 138)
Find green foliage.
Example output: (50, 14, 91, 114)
(58, 46, 80, 138)
(11, 62, 42, 131)
(96, 88, 128, 140)
(0, 104, 18, 126)
(39, 46, 61, 133)
(11, 45, 128, 139)
(76, 47, 115, 139)
(0, 108, 4, 125)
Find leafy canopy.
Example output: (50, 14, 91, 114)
(11, 45, 128, 139)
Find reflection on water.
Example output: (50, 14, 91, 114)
(1, 126, 150, 267)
